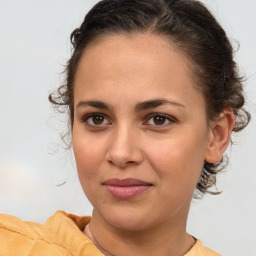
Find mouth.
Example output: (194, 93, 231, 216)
(102, 178, 153, 200)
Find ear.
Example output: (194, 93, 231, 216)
(204, 108, 235, 163)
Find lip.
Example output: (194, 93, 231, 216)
(103, 178, 153, 199)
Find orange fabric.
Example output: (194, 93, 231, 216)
(0, 211, 221, 256)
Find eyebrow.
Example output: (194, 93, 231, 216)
(76, 100, 110, 110)
(134, 99, 185, 112)
(76, 98, 185, 111)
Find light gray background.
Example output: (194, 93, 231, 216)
(0, 1, 255, 255)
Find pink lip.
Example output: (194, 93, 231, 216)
(103, 178, 153, 199)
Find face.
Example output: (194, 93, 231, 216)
(72, 33, 212, 231)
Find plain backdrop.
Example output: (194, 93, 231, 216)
(0, 1, 255, 255)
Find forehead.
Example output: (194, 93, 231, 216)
(73, 33, 204, 109)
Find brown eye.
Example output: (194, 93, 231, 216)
(146, 113, 174, 127)
(92, 115, 104, 125)
(84, 113, 110, 127)
(153, 115, 166, 125)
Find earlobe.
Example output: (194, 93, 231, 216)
(204, 108, 235, 163)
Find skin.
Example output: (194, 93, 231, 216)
(72, 33, 235, 256)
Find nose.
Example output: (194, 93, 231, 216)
(106, 125, 144, 168)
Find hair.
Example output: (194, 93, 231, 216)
(49, 0, 250, 197)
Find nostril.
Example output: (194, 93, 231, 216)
(107, 159, 139, 168)
(126, 160, 140, 166)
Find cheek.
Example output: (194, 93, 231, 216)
(72, 133, 109, 206)
(146, 131, 207, 194)
(72, 130, 107, 185)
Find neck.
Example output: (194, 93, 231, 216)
(84, 209, 195, 256)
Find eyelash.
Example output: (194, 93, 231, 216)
(145, 113, 176, 127)
(82, 113, 111, 127)
(81, 112, 176, 129)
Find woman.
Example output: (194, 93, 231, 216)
(0, 0, 250, 255)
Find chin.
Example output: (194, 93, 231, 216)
(98, 206, 158, 232)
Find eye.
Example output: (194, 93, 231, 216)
(82, 113, 111, 127)
(145, 113, 175, 127)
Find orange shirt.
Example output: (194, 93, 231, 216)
(0, 211, 221, 256)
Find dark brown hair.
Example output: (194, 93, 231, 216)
(49, 0, 250, 197)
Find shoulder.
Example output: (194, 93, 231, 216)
(0, 211, 72, 255)
(185, 239, 222, 256)
(0, 211, 102, 256)
(0, 212, 46, 239)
